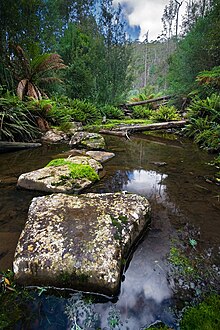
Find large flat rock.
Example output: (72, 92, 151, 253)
(17, 156, 102, 194)
(13, 193, 151, 296)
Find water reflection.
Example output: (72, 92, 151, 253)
(90, 168, 176, 329)
(123, 170, 168, 201)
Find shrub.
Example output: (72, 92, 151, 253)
(47, 97, 102, 125)
(186, 94, 220, 122)
(150, 105, 181, 122)
(132, 106, 153, 119)
(0, 95, 40, 142)
(100, 105, 124, 119)
(184, 94, 220, 152)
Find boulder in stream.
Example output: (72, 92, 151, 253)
(69, 132, 105, 150)
(13, 192, 151, 296)
(17, 156, 102, 194)
(86, 151, 115, 163)
(41, 129, 69, 143)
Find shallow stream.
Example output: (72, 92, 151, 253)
(0, 133, 219, 329)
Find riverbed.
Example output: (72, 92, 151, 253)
(0, 133, 219, 329)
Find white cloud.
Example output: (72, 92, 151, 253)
(113, 0, 186, 41)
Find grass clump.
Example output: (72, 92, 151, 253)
(180, 295, 220, 330)
(46, 158, 99, 182)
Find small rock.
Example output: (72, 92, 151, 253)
(69, 132, 105, 150)
(42, 129, 68, 143)
(86, 151, 115, 163)
(151, 162, 167, 167)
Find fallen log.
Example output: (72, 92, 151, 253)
(100, 120, 187, 137)
(112, 120, 186, 132)
(120, 95, 172, 108)
(0, 141, 42, 153)
(100, 130, 127, 137)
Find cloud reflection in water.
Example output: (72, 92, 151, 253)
(123, 169, 168, 201)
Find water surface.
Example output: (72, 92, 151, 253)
(0, 134, 219, 329)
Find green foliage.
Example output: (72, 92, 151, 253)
(107, 306, 122, 329)
(47, 97, 102, 125)
(209, 154, 220, 183)
(168, 2, 220, 96)
(196, 66, 220, 89)
(180, 295, 220, 330)
(184, 94, 220, 152)
(26, 98, 55, 117)
(0, 270, 33, 328)
(146, 325, 171, 330)
(168, 223, 220, 305)
(132, 106, 153, 119)
(169, 247, 194, 274)
(150, 105, 181, 122)
(11, 46, 66, 100)
(46, 158, 99, 182)
(0, 95, 40, 142)
(100, 105, 124, 119)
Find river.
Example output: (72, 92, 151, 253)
(0, 133, 219, 329)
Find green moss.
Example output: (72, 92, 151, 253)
(180, 295, 220, 330)
(59, 271, 89, 286)
(46, 158, 99, 182)
(110, 214, 128, 241)
(84, 119, 153, 131)
(146, 326, 172, 330)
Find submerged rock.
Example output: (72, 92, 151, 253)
(86, 151, 115, 163)
(56, 150, 115, 164)
(13, 192, 151, 296)
(69, 132, 105, 150)
(17, 156, 102, 194)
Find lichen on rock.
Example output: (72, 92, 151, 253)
(13, 192, 151, 296)
(69, 132, 105, 150)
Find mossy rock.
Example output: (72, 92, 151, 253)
(17, 156, 102, 194)
(69, 131, 106, 150)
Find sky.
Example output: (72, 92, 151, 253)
(113, 0, 186, 41)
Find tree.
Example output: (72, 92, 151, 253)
(168, 0, 220, 96)
(98, 0, 132, 103)
(10, 46, 67, 100)
(181, 0, 213, 35)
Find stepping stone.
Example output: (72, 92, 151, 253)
(13, 192, 151, 296)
